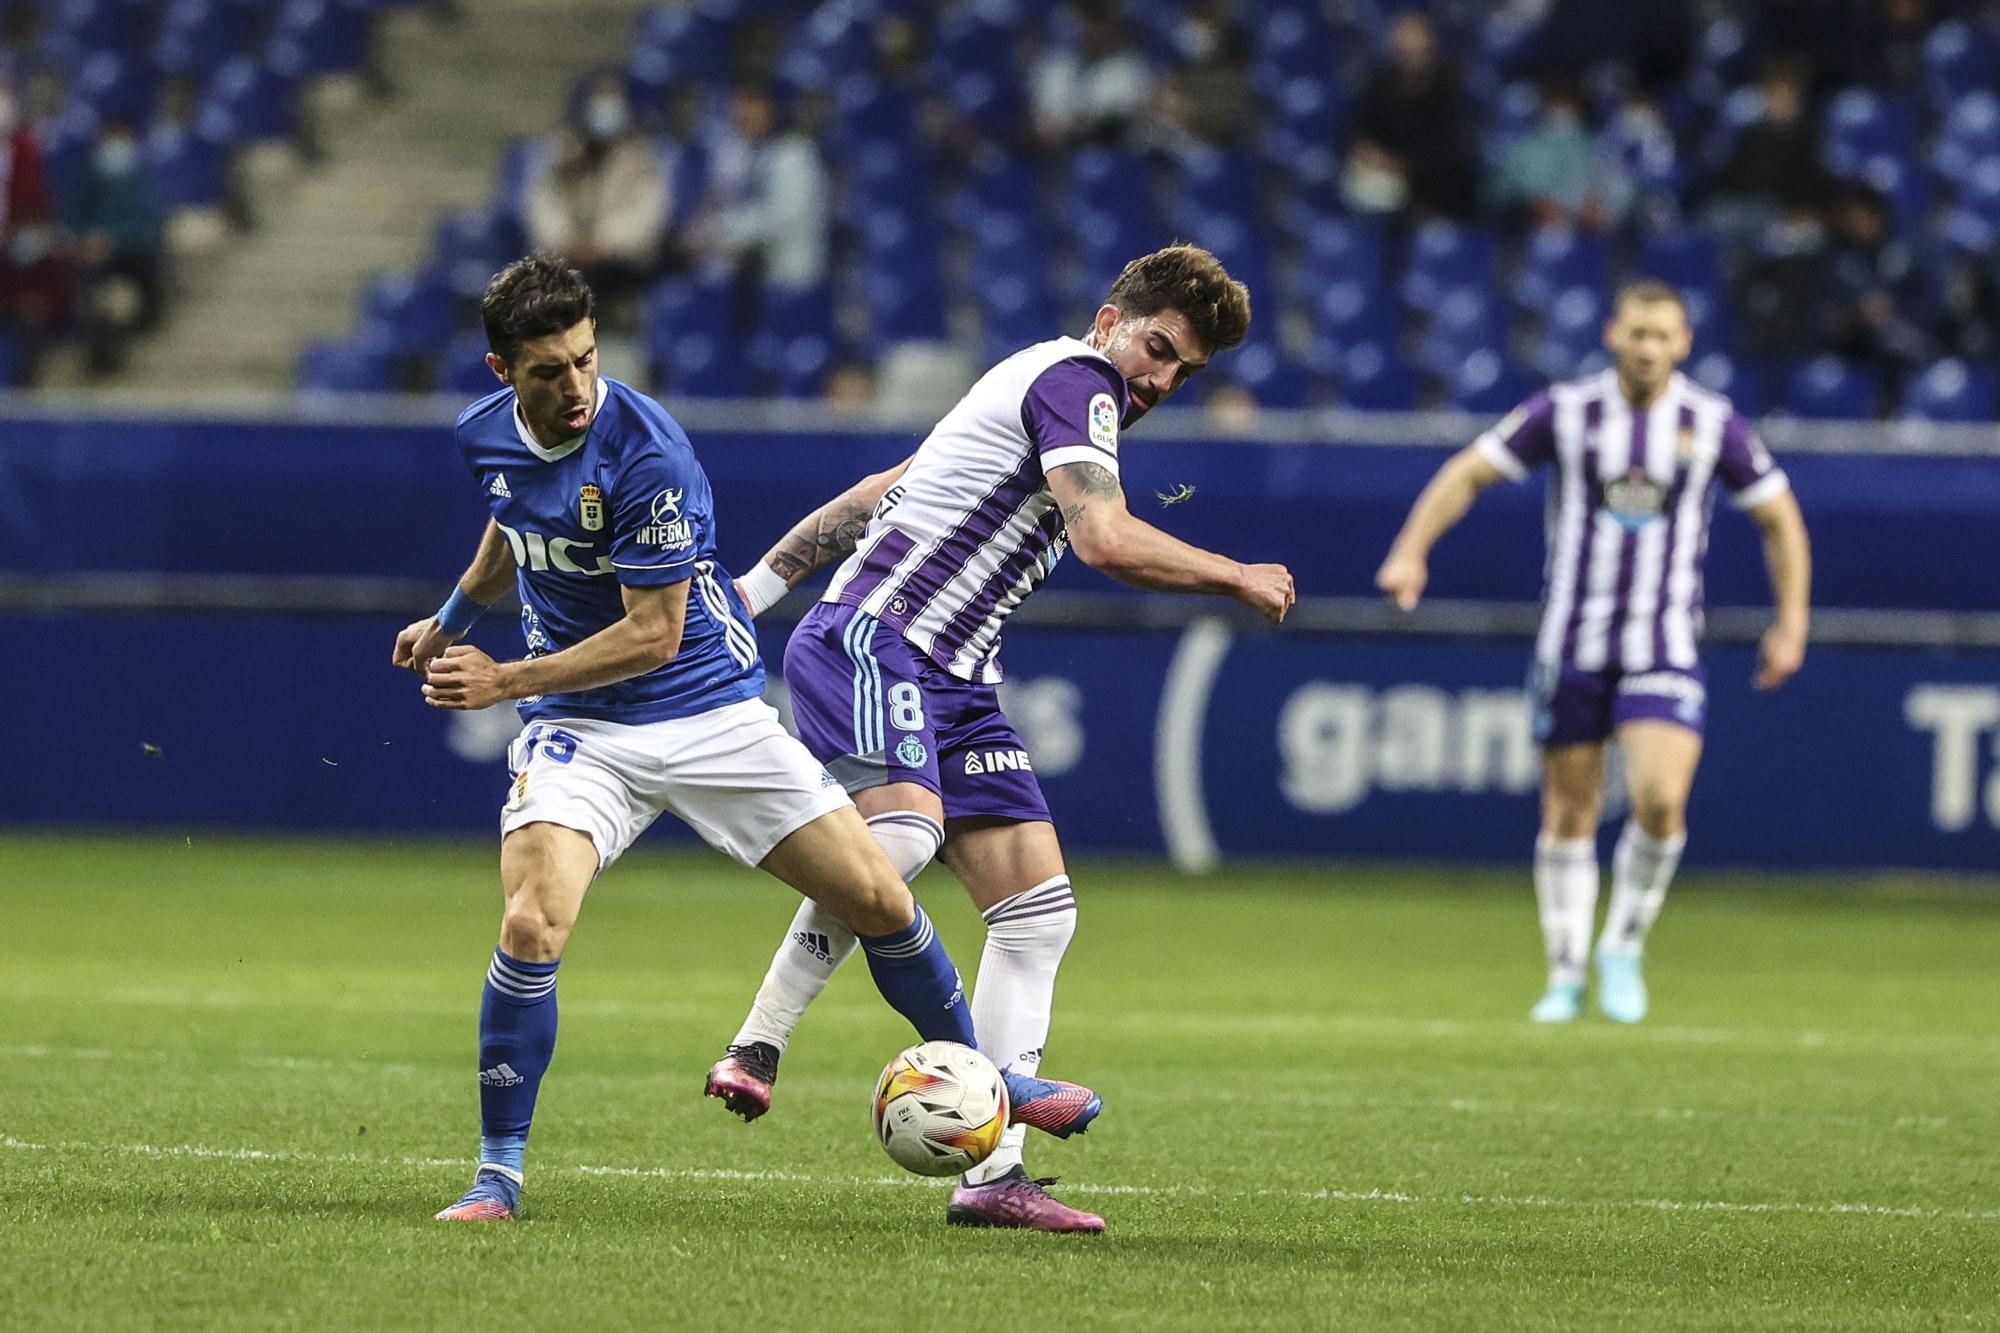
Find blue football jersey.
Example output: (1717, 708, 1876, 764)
(454, 376, 764, 725)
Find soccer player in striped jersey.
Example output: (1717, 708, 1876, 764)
(704, 244, 1296, 1231)
(1375, 280, 1813, 1024)
(393, 256, 1101, 1222)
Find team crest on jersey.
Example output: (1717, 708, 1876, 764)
(1604, 467, 1667, 529)
(895, 735, 928, 769)
(1088, 393, 1119, 453)
(578, 483, 604, 531)
(638, 487, 693, 548)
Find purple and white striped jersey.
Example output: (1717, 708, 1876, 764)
(1474, 369, 1790, 673)
(823, 336, 1128, 683)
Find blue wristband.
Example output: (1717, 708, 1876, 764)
(435, 587, 487, 636)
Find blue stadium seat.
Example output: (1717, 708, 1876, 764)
(1900, 358, 1998, 422)
(1821, 88, 1917, 181)
(441, 330, 500, 397)
(1688, 350, 1764, 416)
(1923, 21, 2000, 113)
(0, 328, 21, 389)
(644, 278, 733, 355)
(1254, 3, 1334, 81)
(1511, 227, 1611, 315)
(1635, 227, 1725, 296)
(1398, 221, 1499, 312)
(1312, 275, 1399, 350)
(1337, 342, 1422, 411)
(658, 331, 748, 398)
(431, 207, 523, 299)
(1296, 214, 1387, 293)
(1176, 148, 1261, 223)
(1446, 350, 1539, 413)
(74, 50, 154, 122)
(145, 118, 231, 208)
(1931, 92, 2000, 187)
(1416, 284, 1503, 377)
(1216, 341, 1309, 409)
(1263, 75, 1344, 193)
(860, 265, 949, 343)
(361, 269, 459, 355)
(274, 0, 367, 75)
(202, 54, 297, 141)
(1066, 148, 1154, 224)
(298, 328, 400, 394)
(1781, 355, 1879, 420)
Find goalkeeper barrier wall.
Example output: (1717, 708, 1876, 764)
(4, 398, 1998, 872)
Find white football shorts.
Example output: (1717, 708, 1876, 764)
(498, 697, 851, 870)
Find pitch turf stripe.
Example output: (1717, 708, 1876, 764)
(2, 1135, 1994, 1224)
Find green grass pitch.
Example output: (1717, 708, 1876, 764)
(3, 833, 1996, 1331)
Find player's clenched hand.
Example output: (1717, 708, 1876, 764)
(1375, 551, 1428, 612)
(392, 617, 459, 675)
(423, 645, 512, 710)
(1237, 562, 1296, 624)
(1754, 623, 1806, 690)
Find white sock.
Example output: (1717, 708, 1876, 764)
(962, 875, 1077, 1186)
(1599, 824, 1685, 956)
(731, 812, 943, 1052)
(1534, 835, 1599, 988)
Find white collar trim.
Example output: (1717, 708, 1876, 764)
(513, 377, 608, 461)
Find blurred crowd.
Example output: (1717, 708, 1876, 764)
(12, 0, 2000, 419)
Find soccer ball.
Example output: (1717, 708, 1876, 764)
(871, 1040, 1009, 1177)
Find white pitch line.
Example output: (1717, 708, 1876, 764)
(7, 986, 1996, 1058)
(1, 1134, 1994, 1225)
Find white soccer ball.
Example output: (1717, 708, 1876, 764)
(871, 1040, 1009, 1177)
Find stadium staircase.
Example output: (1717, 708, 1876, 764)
(119, 0, 652, 393)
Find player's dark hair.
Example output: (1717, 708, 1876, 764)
(481, 254, 596, 365)
(1104, 243, 1252, 352)
(1613, 279, 1689, 320)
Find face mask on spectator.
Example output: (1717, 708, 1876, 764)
(95, 136, 140, 176)
(583, 95, 629, 142)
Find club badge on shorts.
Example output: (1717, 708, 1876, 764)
(578, 483, 604, 532)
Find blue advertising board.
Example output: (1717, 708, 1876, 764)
(4, 609, 1996, 872)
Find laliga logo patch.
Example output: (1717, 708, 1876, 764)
(1087, 393, 1119, 453)
(578, 483, 604, 532)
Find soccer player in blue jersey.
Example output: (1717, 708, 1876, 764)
(1376, 281, 1812, 1024)
(392, 255, 1101, 1222)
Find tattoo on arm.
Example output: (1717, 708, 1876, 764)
(1059, 463, 1123, 527)
(763, 495, 874, 585)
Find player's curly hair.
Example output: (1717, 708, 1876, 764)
(1104, 243, 1252, 352)
(481, 254, 596, 365)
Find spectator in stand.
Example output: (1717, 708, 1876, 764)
(1819, 185, 1932, 378)
(523, 74, 671, 326)
(1146, 0, 1254, 152)
(1027, 3, 1156, 151)
(66, 119, 168, 374)
(1848, 0, 1937, 90)
(0, 76, 73, 384)
(698, 83, 830, 302)
(1704, 60, 1837, 236)
(1600, 88, 1681, 229)
(1488, 79, 1631, 233)
(1342, 11, 1477, 221)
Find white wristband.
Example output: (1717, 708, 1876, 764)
(736, 562, 792, 617)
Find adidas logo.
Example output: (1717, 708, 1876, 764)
(794, 930, 835, 963)
(479, 1062, 524, 1087)
(489, 473, 512, 498)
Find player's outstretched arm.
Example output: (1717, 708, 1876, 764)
(422, 581, 690, 710)
(1049, 461, 1295, 623)
(1375, 446, 1506, 612)
(393, 519, 516, 675)
(735, 455, 915, 617)
(1749, 489, 1811, 690)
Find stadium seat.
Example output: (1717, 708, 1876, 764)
(1445, 350, 1539, 414)
(1311, 275, 1400, 350)
(658, 331, 747, 398)
(1821, 88, 1917, 181)
(440, 330, 500, 397)
(1780, 355, 1880, 420)
(1635, 227, 1726, 296)
(145, 118, 231, 209)
(1176, 148, 1261, 223)
(1336, 342, 1422, 411)
(1511, 227, 1611, 315)
(1922, 20, 2000, 113)
(1398, 221, 1499, 312)
(1688, 350, 1764, 416)
(297, 328, 400, 394)
(1415, 284, 1503, 378)
(1296, 214, 1387, 293)
(1900, 358, 1998, 422)
(1931, 92, 2000, 188)
(644, 278, 733, 346)
(1217, 340, 1309, 410)
(361, 269, 459, 356)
